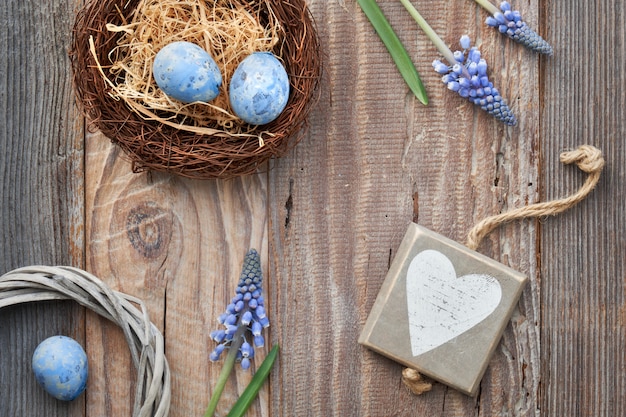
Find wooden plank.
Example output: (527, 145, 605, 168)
(7, 0, 625, 416)
(84, 133, 269, 416)
(268, 0, 541, 415)
(0, 0, 85, 415)
(540, 1, 626, 415)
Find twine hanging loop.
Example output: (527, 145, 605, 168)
(402, 145, 605, 395)
(466, 145, 605, 250)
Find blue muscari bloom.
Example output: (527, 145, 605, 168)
(432, 35, 517, 126)
(486, 1, 553, 55)
(209, 249, 269, 370)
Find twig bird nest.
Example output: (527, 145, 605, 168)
(70, 0, 321, 179)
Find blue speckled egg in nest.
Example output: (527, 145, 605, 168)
(32, 335, 88, 401)
(153, 41, 222, 103)
(229, 52, 290, 125)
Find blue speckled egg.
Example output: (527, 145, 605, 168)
(153, 41, 222, 103)
(32, 336, 88, 401)
(229, 52, 290, 125)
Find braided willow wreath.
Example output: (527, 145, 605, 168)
(0, 266, 171, 417)
(70, 0, 321, 179)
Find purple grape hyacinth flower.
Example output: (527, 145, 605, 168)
(432, 35, 517, 126)
(485, 1, 553, 55)
(209, 249, 269, 370)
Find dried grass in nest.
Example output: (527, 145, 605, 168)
(71, 0, 321, 179)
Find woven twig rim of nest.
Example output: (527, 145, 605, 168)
(0, 266, 171, 417)
(70, 0, 321, 180)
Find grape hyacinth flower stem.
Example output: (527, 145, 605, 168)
(398, 0, 456, 66)
(204, 249, 270, 417)
(204, 331, 243, 417)
(474, 0, 501, 15)
(480, 1, 553, 55)
(399, 0, 517, 125)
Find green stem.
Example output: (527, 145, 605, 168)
(474, 0, 501, 16)
(204, 327, 246, 417)
(397, 0, 457, 65)
(226, 345, 279, 417)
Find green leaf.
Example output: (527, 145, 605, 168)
(357, 0, 428, 105)
(226, 344, 279, 417)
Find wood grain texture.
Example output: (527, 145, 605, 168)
(0, 0, 85, 416)
(84, 133, 269, 416)
(268, 1, 541, 415)
(2, 0, 624, 416)
(540, 1, 626, 416)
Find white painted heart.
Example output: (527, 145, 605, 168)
(406, 250, 502, 357)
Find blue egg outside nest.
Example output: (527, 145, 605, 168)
(229, 52, 290, 125)
(32, 335, 88, 401)
(153, 41, 222, 103)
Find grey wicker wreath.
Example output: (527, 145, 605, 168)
(0, 265, 171, 417)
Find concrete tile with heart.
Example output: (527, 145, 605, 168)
(359, 223, 527, 396)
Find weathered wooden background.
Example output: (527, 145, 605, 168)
(1, 0, 624, 416)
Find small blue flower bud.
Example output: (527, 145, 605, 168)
(249, 298, 258, 309)
(251, 321, 263, 336)
(241, 357, 251, 370)
(235, 300, 244, 312)
(493, 12, 506, 25)
(210, 343, 226, 361)
(460, 35, 471, 50)
(211, 329, 226, 343)
(447, 81, 460, 92)
(218, 312, 229, 324)
(225, 324, 239, 335)
(256, 305, 266, 319)
(477, 60, 488, 76)
(254, 334, 265, 348)
(259, 316, 270, 328)
(224, 314, 238, 326)
(468, 48, 481, 63)
(433, 60, 449, 74)
(458, 77, 471, 89)
(467, 62, 478, 75)
(241, 341, 253, 358)
(486, 16, 498, 26)
(241, 311, 253, 326)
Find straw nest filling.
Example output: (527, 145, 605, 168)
(71, 0, 321, 179)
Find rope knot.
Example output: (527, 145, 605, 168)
(560, 145, 605, 174)
(402, 368, 432, 395)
